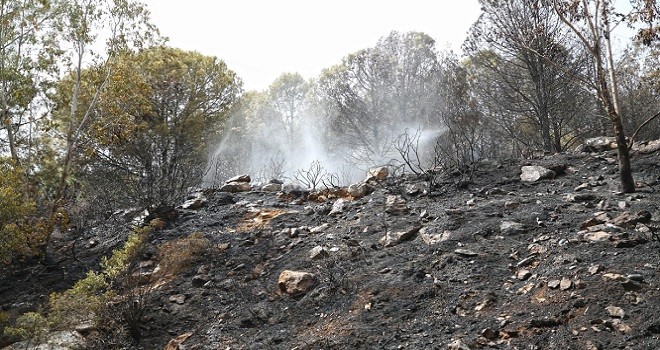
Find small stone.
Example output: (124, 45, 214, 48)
(602, 273, 627, 282)
(588, 265, 601, 275)
(277, 270, 317, 296)
(447, 339, 470, 350)
(309, 246, 329, 260)
(261, 183, 282, 192)
(548, 280, 561, 289)
(560, 277, 572, 290)
(454, 249, 478, 257)
(329, 198, 348, 216)
(365, 166, 388, 181)
(309, 223, 329, 234)
(225, 174, 251, 183)
(504, 201, 520, 209)
(517, 256, 536, 267)
(169, 294, 186, 304)
(606, 319, 632, 333)
(219, 181, 251, 193)
(606, 305, 625, 318)
(500, 221, 525, 235)
(565, 193, 596, 202)
(380, 225, 422, 247)
(517, 269, 532, 280)
(481, 328, 498, 340)
(419, 227, 451, 246)
(520, 165, 555, 182)
(575, 183, 592, 191)
(626, 274, 644, 282)
(584, 231, 612, 242)
(348, 182, 370, 198)
(192, 274, 210, 287)
(580, 217, 605, 230)
(385, 195, 408, 215)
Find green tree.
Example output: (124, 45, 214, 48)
(1, 0, 61, 166)
(53, 47, 242, 209)
(0, 160, 43, 264)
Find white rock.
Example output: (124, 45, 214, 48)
(520, 165, 555, 182)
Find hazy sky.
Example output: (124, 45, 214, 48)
(142, 1, 482, 91)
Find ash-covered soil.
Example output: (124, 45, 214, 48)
(2, 147, 660, 350)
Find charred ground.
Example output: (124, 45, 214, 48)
(2, 144, 660, 350)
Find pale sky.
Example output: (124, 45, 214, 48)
(142, 1, 482, 91)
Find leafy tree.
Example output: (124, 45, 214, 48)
(52, 47, 242, 209)
(0, 0, 60, 165)
(0, 160, 44, 264)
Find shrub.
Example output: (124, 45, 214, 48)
(156, 231, 212, 278)
(48, 271, 109, 329)
(3, 312, 49, 345)
(0, 160, 43, 264)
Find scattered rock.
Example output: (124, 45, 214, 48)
(606, 305, 625, 318)
(220, 181, 252, 193)
(180, 192, 207, 210)
(611, 211, 652, 228)
(602, 273, 627, 282)
(520, 165, 555, 182)
(560, 277, 572, 290)
(481, 328, 499, 340)
(261, 183, 282, 192)
(329, 198, 348, 215)
(565, 193, 597, 202)
(385, 195, 408, 215)
(419, 228, 452, 246)
(366, 166, 389, 182)
(309, 246, 329, 260)
(309, 223, 329, 234)
(447, 339, 470, 350)
(164, 332, 193, 350)
(548, 279, 561, 289)
(226, 174, 251, 183)
(584, 231, 612, 242)
(6, 331, 87, 350)
(605, 319, 632, 333)
(500, 221, 525, 235)
(454, 249, 479, 257)
(348, 182, 370, 198)
(582, 136, 618, 152)
(277, 270, 317, 296)
(517, 269, 532, 280)
(192, 274, 210, 287)
(380, 225, 422, 247)
(169, 294, 186, 304)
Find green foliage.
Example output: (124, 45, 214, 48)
(101, 224, 152, 279)
(0, 160, 43, 264)
(3, 312, 49, 343)
(50, 46, 242, 209)
(47, 271, 109, 329)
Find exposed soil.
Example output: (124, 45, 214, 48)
(2, 146, 660, 349)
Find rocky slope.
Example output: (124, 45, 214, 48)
(2, 140, 660, 349)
